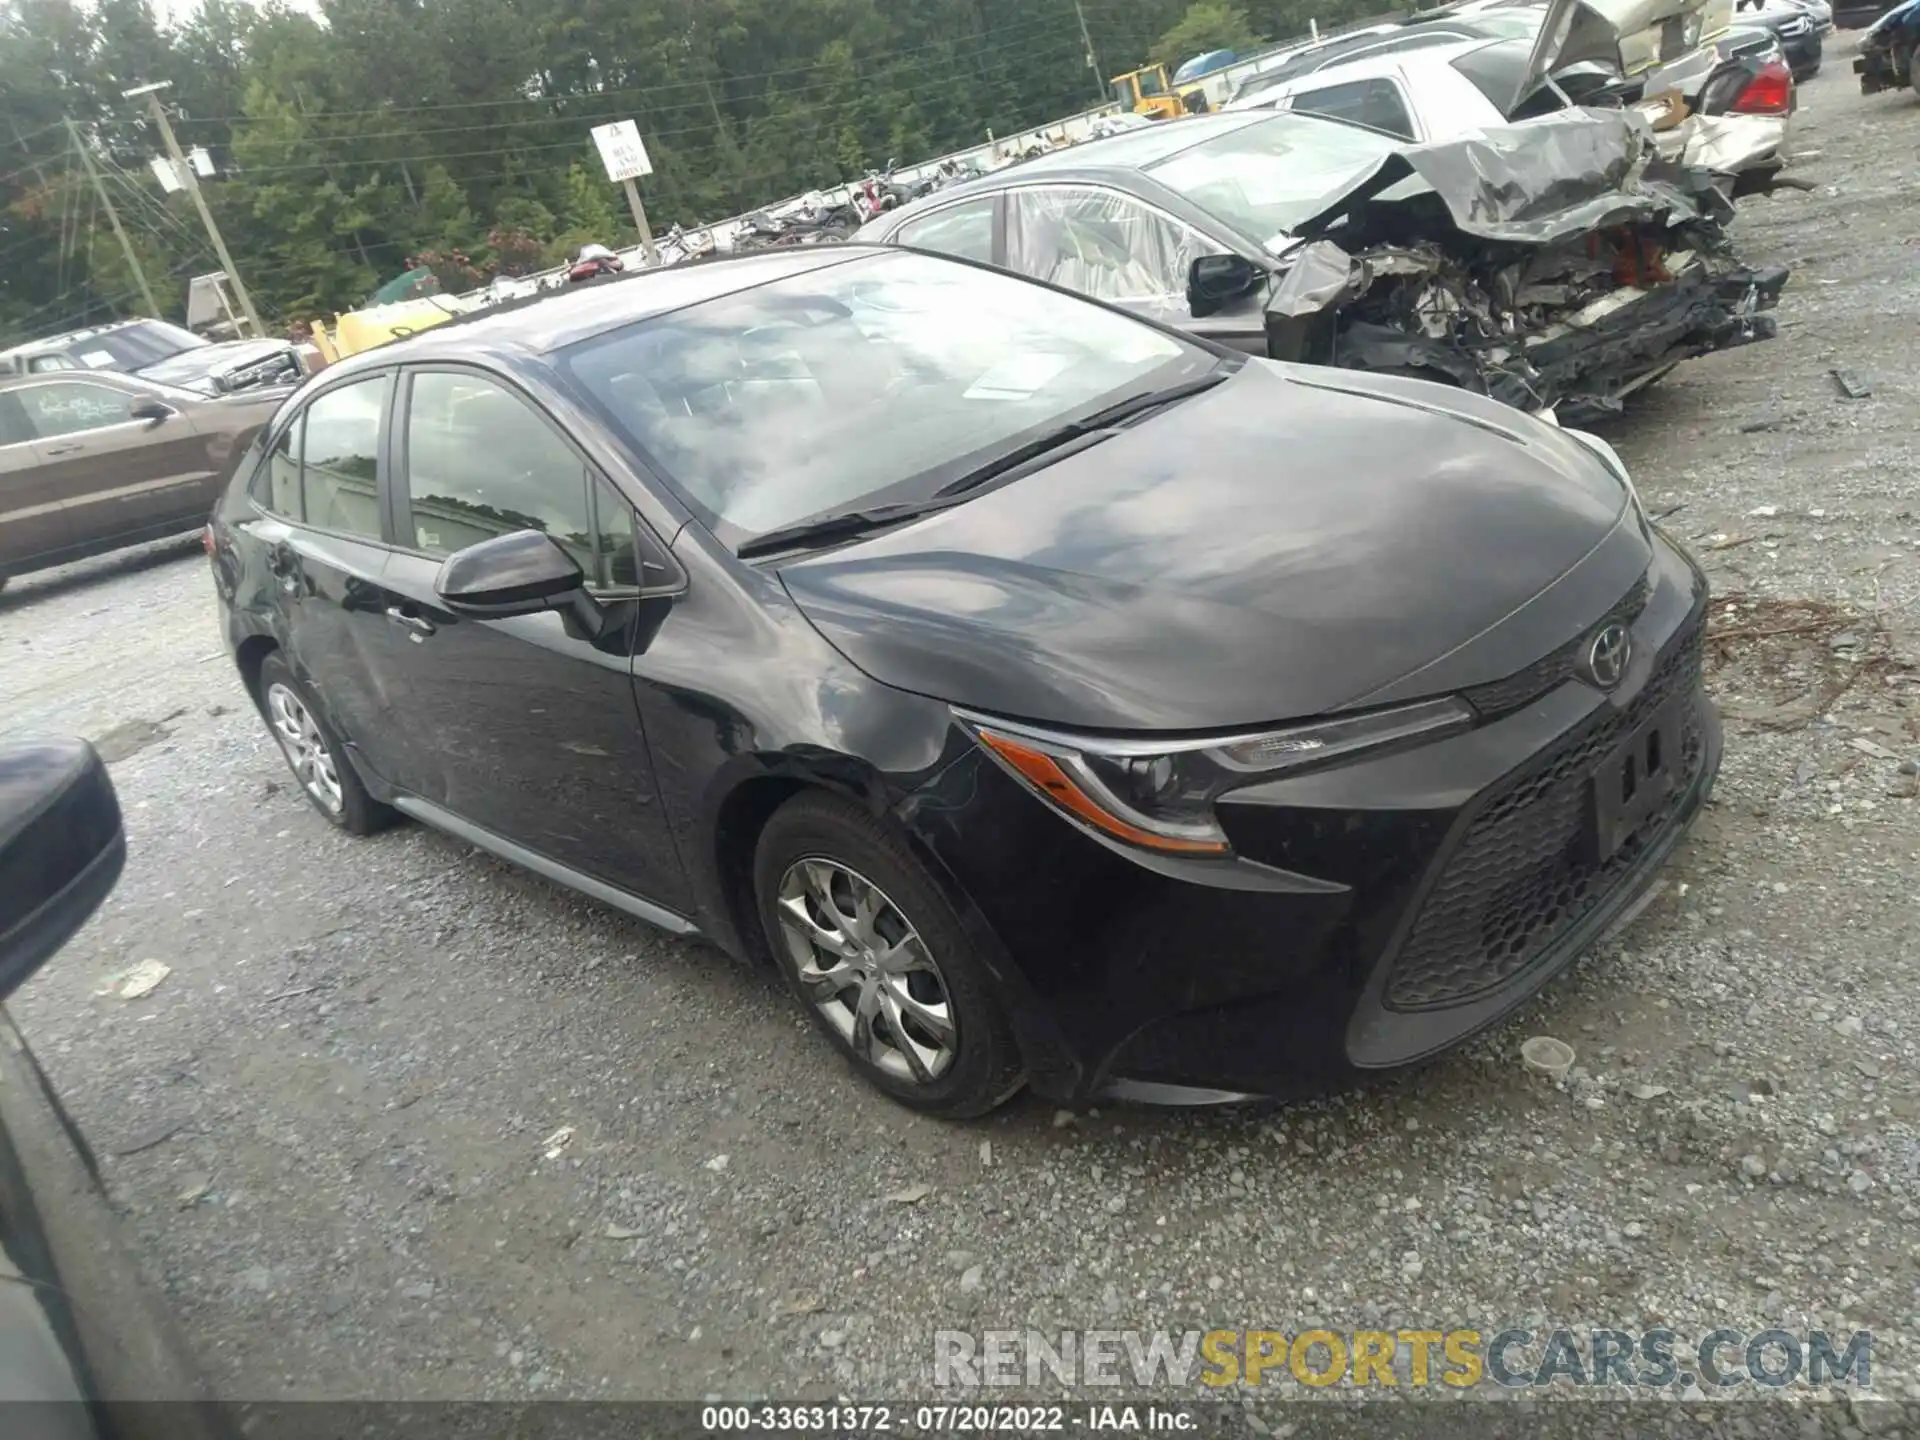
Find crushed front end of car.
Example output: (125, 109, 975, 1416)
(1263, 110, 1789, 424)
(1854, 0, 1920, 91)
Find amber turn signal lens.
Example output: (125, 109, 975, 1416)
(974, 729, 1230, 856)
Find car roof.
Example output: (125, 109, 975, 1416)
(0, 319, 151, 361)
(1231, 35, 1503, 98)
(316, 246, 872, 379)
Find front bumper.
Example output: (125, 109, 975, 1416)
(914, 531, 1718, 1104)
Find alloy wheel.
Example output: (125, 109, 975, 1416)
(265, 681, 344, 816)
(776, 858, 957, 1085)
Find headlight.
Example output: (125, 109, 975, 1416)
(958, 697, 1474, 856)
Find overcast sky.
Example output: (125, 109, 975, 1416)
(155, 0, 320, 30)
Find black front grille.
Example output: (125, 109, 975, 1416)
(1461, 575, 1652, 720)
(1384, 613, 1705, 1012)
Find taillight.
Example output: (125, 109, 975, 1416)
(1731, 59, 1792, 115)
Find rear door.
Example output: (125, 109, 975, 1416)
(11, 376, 210, 543)
(0, 392, 63, 575)
(371, 364, 687, 907)
(237, 371, 415, 788)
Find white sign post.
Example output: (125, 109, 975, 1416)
(590, 120, 659, 265)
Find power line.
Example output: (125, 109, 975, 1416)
(177, 18, 1079, 127)
(220, 28, 1087, 179)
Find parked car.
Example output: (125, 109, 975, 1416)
(0, 318, 303, 397)
(210, 246, 1720, 1115)
(1730, 0, 1825, 74)
(1855, 0, 1920, 88)
(0, 737, 232, 1433)
(859, 109, 1786, 423)
(0, 369, 286, 592)
(1221, 34, 1794, 192)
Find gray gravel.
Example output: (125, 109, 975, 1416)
(3, 53, 1919, 1412)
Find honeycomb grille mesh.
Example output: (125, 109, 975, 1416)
(1384, 615, 1705, 1012)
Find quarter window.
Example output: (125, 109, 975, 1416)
(1286, 78, 1417, 141)
(893, 198, 996, 263)
(402, 370, 623, 585)
(17, 381, 133, 438)
(298, 378, 385, 539)
(251, 419, 304, 519)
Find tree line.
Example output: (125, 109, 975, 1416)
(0, 0, 1382, 337)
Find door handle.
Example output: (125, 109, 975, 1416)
(43, 443, 83, 457)
(385, 606, 436, 637)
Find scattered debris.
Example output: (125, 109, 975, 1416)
(1849, 737, 1902, 762)
(176, 1172, 213, 1207)
(1051, 1110, 1075, 1129)
(264, 984, 323, 1002)
(703, 1153, 730, 1173)
(1829, 368, 1872, 400)
(540, 1126, 575, 1159)
(959, 1265, 985, 1293)
(979, 1140, 993, 1167)
(113, 960, 172, 1000)
(883, 1182, 934, 1205)
(1747, 504, 1780, 518)
(1705, 534, 1756, 552)
(1521, 1035, 1576, 1081)
(602, 1223, 644, 1240)
(112, 1118, 185, 1155)
(1627, 1083, 1672, 1101)
(776, 1294, 827, 1317)
(1738, 409, 1780, 434)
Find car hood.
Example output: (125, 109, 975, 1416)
(778, 361, 1648, 732)
(1517, 0, 1730, 105)
(136, 338, 294, 393)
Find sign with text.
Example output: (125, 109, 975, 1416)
(591, 120, 653, 183)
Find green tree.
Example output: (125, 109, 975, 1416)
(551, 160, 620, 258)
(1150, 1, 1262, 68)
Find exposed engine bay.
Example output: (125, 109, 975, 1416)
(1264, 110, 1789, 424)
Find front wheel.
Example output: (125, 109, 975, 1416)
(257, 652, 393, 835)
(754, 793, 1025, 1117)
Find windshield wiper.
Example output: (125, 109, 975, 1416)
(736, 499, 960, 560)
(933, 369, 1232, 499)
(737, 369, 1232, 560)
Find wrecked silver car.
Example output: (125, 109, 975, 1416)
(859, 107, 1786, 423)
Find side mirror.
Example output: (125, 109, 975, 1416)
(129, 400, 174, 423)
(435, 529, 586, 620)
(1187, 253, 1264, 318)
(0, 740, 125, 1004)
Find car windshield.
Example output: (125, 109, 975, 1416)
(557, 251, 1211, 544)
(1143, 113, 1402, 243)
(75, 320, 208, 373)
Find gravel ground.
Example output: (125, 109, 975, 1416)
(4, 54, 1920, 1418)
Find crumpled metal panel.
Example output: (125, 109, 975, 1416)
(1292, 108, 1729, 247)
(1267, 239, 1360, 319)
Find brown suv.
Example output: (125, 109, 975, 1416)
(0, 368, 288, 592)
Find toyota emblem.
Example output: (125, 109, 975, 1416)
(1585, 623, 1632, 690)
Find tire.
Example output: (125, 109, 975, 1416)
(753, 792, 1025, 1118)
(256, 652, 393, 835)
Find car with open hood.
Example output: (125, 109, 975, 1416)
(858, 107, 1786, 424)
(0, 319, 302, 398)
(1854, 0, 1920, 89)
(209, 245, 1720, 1115)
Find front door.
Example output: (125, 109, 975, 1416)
(373, 366, 687, 909)
(0, 390, 65, 574)
(12, 377, 211, 543)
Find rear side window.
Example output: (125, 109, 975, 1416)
(299, 378, 384, 539)
(894, 198, 996, 263)
(1287, 78, 1417, 141)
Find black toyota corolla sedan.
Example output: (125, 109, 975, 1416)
(207, 244, 1719, 1116)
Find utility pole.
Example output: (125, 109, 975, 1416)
(124, 80, 263, 336)
(65, 119, 160, 318)
(1071, 0, 1104, 100)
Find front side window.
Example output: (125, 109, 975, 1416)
(0, 393, 31, 446)
(299, 378, 384, 539)
(17, 381, 133, 438)
(893, 198, 996, 263)
(557, 250, 1207, 543)
(1286, 78, 1417, 141)
(402, 370, 596, 574)
(1144, 112, 1401, 243)
(1004, 186, 1214, 314)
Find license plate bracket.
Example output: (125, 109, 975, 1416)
(1592, 698, 1687, 860)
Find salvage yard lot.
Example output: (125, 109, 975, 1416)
(3, 59, 1919, 1406)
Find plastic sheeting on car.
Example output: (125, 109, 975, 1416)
(1002, 186, 1217, 327)
(1290, 108, 1727, 248)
